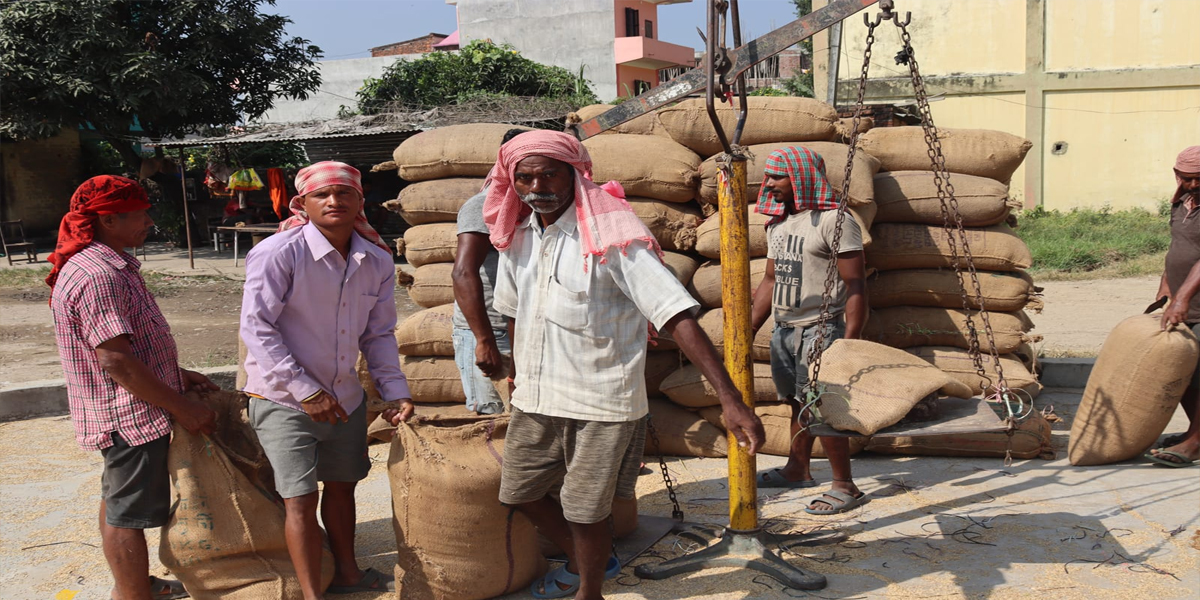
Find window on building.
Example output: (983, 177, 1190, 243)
(633, 79, 652, 95)
(624, 7, 640, 37)
(645, 20, 654, 39)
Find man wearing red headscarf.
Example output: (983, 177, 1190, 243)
(485, 130, 763, 600)
(49, 175, 220, 600)
(1148, 146, 1200, 468)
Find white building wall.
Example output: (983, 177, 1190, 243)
(259, 55, 423, 124)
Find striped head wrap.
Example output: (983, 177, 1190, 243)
(754, 146, 839, 227)
(277, 161, 390, 253)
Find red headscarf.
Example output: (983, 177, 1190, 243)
(46, 175, 151, 290)
(482, 130, 659, 264)
(754, 146, 840, 227)
(277, 161, 390, 253)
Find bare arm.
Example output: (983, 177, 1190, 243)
(1162, 260, 1200, 330)
(95, 335, 216, 435)
(452, 232, 504, 377)
(836, 251, 867, 339)
(661, 311, 765, 454)
(751, 258, 776, 334)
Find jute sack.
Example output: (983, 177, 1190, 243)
(386, 178, 484, 226)
(873, 171, 1018, 227)
(571, 104, 669, 137)
(833, 116, 874, 144)
(696, 308, 772, 362)
(905, 346, 1043, 399)
(645, 399, 728, 457)
(687, 258, 769, 309)
(537, 495, 639, 557)
(646, 351, 685, 397)
(396, 304, 455, 357)
(628, 198, 703, 251)
(866, 410, 1055, 460)
(403, 223, 459, 268)
(582, 135, 701, 203)
(400, 355, 465, 404)
(694, 209, 770, 259)
(368, 403, 477, 444)
(697, 141, 881, 207)
(698, 402, 868, 458)
(160, 391, 335, 599)
(395, 124, 531, 181)
(813, 339, 975, 435)
(661, 251, 701, 286)
(858, 127, 1032, 183)
(659, 362, 777, 408)
(1069, 314, 1199, 466)
(656, 97, 838, 157)
(390, 415, 546, 599)
(863, 306, 1035, 354)
(866, 222, 1032, 272)
(236, 334, 248, 390)
(867, 269, 1042, 312)
(405, 263, 456, 308)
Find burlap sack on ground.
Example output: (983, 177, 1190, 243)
(694, 209, 771, 259)
(368, 403, 477, 444)
(628, 198, 703, 252)
(866, 410, 1055, 460)
(697, 141, 881, 207)
(390, 415, 546, 599)
(1014, 341, 1039, 375)
(814, 339, 975, 435)
(905, 346, 1042, 398)
(395, 124, 531, 181)
(698, 402, 867, 458)
(400, 355, 465, 404)
(656, 97, 838, 157)
(858, 127, 1032, 183)
(1069, 314, 1200, 466)
(867, 222, 1032, 272)
(868, 269, 1041, 312)
(873, 171, 1018, 227)
(864, 306, 1036, 354)
(660, 251, 701, 287)
(161, 390, 334, 599)
(696, 308, 772, 362)
(396, 304, 455, 357)
(582, 135, 701, 203)
(571, 104, 669, 137)
(537, 495, 639, 557)
(645, 399, 728, 457)
(402, 223, 459, 268)
(405, 263, 456, 308)
(687, 258, 769, 309)
(659, 362, 777, 408)
(386, 178, 484, 226)
(646, 351, 685, 397)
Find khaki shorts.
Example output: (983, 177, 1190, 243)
(499, 409, 645, 524)
(248, 397, 371, 499)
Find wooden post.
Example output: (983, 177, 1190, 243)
(178, 148, 194, 269)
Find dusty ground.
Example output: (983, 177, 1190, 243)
(0, 242, 1159, 385)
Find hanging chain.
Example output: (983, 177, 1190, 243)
(893, 19, 1012, 401)
(646, 416, 684, 521)
(804, 19, 877, 392)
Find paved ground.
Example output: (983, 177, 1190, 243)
(2, 389, 1197, 600)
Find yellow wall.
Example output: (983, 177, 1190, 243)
(1046, 0, 1200, 71)
(1042, 87, 1200, 210)
(926, 93, 1029, 203)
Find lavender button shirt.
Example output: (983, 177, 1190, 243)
(240, 222, 410, 412)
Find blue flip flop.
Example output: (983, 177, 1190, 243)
(530, 556, 621, 599)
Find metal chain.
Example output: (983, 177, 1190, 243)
(805, 19, 877, 391)
(893, 20, 1011, 397)
(646, 415, 684, 521)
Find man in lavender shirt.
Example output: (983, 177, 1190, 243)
(240, 161, 411, 598)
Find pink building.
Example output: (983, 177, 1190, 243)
(612, 1, 696, 97)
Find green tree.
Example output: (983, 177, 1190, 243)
(787, 0, 816, 98)
(356, 40, 597, 113)
(0, 0, 322, 171)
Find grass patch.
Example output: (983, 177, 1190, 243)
(0, 264, 234, 294)
(1019, 204, 1170, 278)
(0, 266, 51, 289)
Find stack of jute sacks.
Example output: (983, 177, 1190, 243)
(854, 126, 1054, 460)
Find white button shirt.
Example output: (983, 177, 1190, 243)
(494, 208, 699, 422)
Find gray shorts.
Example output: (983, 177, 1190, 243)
(101, 432, 171, 529)
(248, 397, 371, 499)
(499, 409, 645, 524)
(769, 319, 845, 400)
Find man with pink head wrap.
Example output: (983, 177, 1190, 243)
(240, 161, 410, 596)
(485, 130, 763, 599)
(1148, 146, 1200, 468)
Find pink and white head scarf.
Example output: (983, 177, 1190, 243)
(278, 161, 390, 253)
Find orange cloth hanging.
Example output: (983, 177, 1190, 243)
(267, 168, 288, 219)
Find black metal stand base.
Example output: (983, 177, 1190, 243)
(633, 527, 827, 590)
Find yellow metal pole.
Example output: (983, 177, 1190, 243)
(717, 154, 757, 531)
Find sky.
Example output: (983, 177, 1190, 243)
(266, 0, 804, 60)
